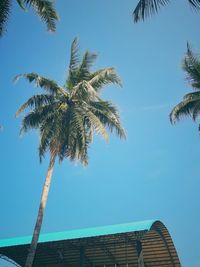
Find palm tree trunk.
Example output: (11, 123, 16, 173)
(25, 154, 56, 267)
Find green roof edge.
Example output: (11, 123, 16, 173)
(0, 219, 156, 248)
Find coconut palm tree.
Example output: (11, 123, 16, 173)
(170, 44, 200, 128)
(0, 0, 58, 37)
(16, 37, 126, 267)
(133, 0, 200, 22)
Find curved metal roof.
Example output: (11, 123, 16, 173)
(0, 220, 181, 266)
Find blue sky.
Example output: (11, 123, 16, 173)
(0, 0, 200, 266)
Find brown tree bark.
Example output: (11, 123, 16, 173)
(25, 154, 56, 267)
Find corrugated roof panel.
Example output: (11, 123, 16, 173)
(0, 219, 155, 248)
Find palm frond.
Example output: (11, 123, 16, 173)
(55, 108, 71, 161)
(89, 68, 122, 92)
(191, 101, 200, 120)
(22, 0, 58, 32)
(21, 111, 42, 133)
(0, 0, 11, 37)
(39, 118, 55, 161)
(54, 107, 89, 165)
(133, 0, 170, 23)
(14, 73, 66, 95)
(66, 37, 80, 90)
(170, 44, 200, 126)
(20, 103, 56, 134)
(16, 94, 55, 117)
(69, 37, 80, 72)
(188, 0, 200, 10)
(89, 101, 126, 139)
(16, 0, 26, 10)
(85, 109, 109, 141)
(183, 91, 200, 101)
(68, 109, 88, 164)
(77, 51, 97, 80)
(70, 80, 99, 101)
(181, 91, 200, 120)
(182, 44, 200, 90)
(170, 98, 200, 123)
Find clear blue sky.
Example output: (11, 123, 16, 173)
(0, 1, 200, 266)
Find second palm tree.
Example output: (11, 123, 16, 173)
(170, 44, 200, 128)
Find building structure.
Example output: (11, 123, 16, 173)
(0, 220, 181, 266)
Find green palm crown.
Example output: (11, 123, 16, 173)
(16, 38, 126, 165)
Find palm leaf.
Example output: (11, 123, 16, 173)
(89, 101, 126, 139)
(55, 108, 72, 161)
(77, 51, 97, 80)
(182, 44, 200, 90)
(0, 0, 11, 37)
(68, 108, 88, 164)
(84, 109, 109, 141)
(183, 91, 200, 101)
(39, 118, 55, 160)
(20, 103, 56, 134)
(89, 68, 122, 92)
(16, 0, 26, 10)
(21, 111, 42, 133)
(16, 94, 55, 117)
(133, 0, 170, 23)
(133, 0, 200, 22)
(66, 37, 80, 89)
(69, 37, 80, 72)
(70, 80, 100, 103)
(170, 44, 200, 125)
(14, 73, 66, 95)
(188, 0, 200, 10)
(55, 107, 89, 164)
(191, 101, 200, 120)
(170, 97, 200, 123)
(22, 0, 58, 32)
